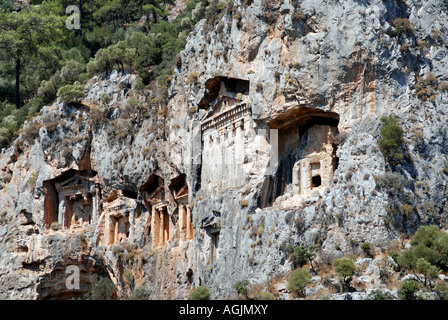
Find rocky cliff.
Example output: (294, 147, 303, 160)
(1, 0, 448, 299)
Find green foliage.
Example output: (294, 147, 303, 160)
(435, 282, 448, 300)
(287, 268, 311, 297)
(60, 60, 86, 85)
(85, 277, 116, 300)
(0, 2, 65, 108)
(290, 245, 316, 269)
(400, 225, 448, 269)
(188, 286, 211, 300)
(378, 115, 405, 164)
(361, 242, 373, 258)
(101, 93, 111, 105)
(332, 257, 356, 290)
(257, 292, 276, 300)
(57, 84, 85, 104)
(398, 279, 419, 300)
(396, 225, 448, 287)
(412, 225, 441, 247)
(233, 279, 250, 296)
(129, 286, 151, 300)
(392, 18, 413, 36)
(416, 258, 439, 284)
(374, 172, 408, 195)
(0, 0, 227, 150)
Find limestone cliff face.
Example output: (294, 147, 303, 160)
(1, 0, 448, 299)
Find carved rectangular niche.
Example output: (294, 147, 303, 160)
(200, 76, 253, 192)
(152, 205, 171, 248)
(43, 169, 99, 231)
(210, 229, 220, 264)
(170, 174, 193, 242)
(101, 189, 134, 246)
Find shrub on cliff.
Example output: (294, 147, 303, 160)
(378, 115, 405, 164)
(257, 292, 276, 300)
(287, 268, 311, 298)
(233, 279, 250, 297)
(332, 257, 356, 291)
(188, 286, 211, 300)
(374, 172, 407, 195)
(396, 225, 448, 286)
(129, 286, 151, 300)
(361, 242, 373, 258)
(398, 279, 420, 300)
(86, 277, 116, 300)
(392, 18, 413, 36)
(290, 245, 316, 270)
(57, 84, 85, 104)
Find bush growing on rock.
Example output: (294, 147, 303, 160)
(332, 257, 356, 291)
(398, 279, 420, 300)
(257, 292, 276, 300)
(360, 242, 373, 258)
(290, 245, 316, 270)
(397, 225, 448, 286)
(188, 286, 211, 300)
(129, 286, 151, 300)
(392, 18, 413, 36)
(378, 115, 405, 164)
(234, 279, 250, 298)
(374, 172, 407, 195)
(85, 277, 116, 300)
(287, 268, 311, 298)
(366, 289, 396, 300)
(57, 84, 85, 104)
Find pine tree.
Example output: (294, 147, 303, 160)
(0, 4, 64, 108)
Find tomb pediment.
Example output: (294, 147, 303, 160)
(174, 185, 188, 200)
(148, 186, 164, 202)
(56, 176, 96, 195)
(169, 174, 188, 201)
(200, 76, 251, 134)
(44, 169, 99, 231)
(104, 198, 134, 218)
(199, 76, 250, 110)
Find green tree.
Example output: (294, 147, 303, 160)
(57, 84, 85, 104)
(398, 279, 419, 300)
(60, 59, 86, 84)
(416, 258, 439, 287)
(0, 4, 64, 108)
(290, 245, 317, 272)
(287, 268, 311, 298)
(332, 257, 356, 291)
(397, 225, 448, 287)
(366, 289, 396, 300)
(378, 115, 405, 164)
